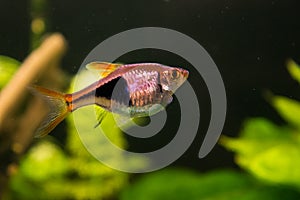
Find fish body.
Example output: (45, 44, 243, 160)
(31, 62, 189, 137)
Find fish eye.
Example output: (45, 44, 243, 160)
(171, 70, 179, 79)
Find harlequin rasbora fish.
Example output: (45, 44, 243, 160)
(30, 62, 189, 137)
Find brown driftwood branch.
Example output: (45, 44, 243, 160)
(0, 33, 67, 125)
(0, 33, 68, 197)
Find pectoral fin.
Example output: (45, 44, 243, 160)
(94, 106, 108, 128)
(162, 92, 173, 106)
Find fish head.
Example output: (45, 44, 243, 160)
(160, 66, 189, 93)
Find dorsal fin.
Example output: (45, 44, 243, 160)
(86, 62, 123, 79)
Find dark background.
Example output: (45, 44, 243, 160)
(1, 0, 300, 171)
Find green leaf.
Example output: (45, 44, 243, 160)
(0, 55, 20, 89)
(287, 59, 300, 84)
(9, 69, 131, 200)
(120, 169, 300, 200)
(221, 118, 293, 156)
(67, 68, 149, 172)
(9, 140, 70, 200)
(18, 140, 69, 182)
(272, 95, 300, 130)
(221, 118, 300, 188)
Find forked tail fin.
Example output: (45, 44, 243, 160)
(28, 85, 70, 138)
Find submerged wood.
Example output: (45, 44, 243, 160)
(0, 33, 68, 197)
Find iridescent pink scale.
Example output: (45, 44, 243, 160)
(122, 68, 162, 107)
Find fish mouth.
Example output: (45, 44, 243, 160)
(182, 69, 189, 78)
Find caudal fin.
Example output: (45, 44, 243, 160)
(28, 85, 70, 138)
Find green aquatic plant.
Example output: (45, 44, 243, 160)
(0, 33, 68, 197)
(0, 56, 20, 89)
(120, 169, 300, 200)
(1, 1, 133, 198)
(118, 60, 300, 200)
(221, 60, 300, 188)
(7, 71, 130, 200)
(221, 118, 300, 186)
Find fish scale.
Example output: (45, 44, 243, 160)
(123, 69, 161, 107)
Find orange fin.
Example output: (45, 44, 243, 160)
(28, 85, 70, 138)
(86, 62, 123, 79)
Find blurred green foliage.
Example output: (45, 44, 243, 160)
(0, 55, 20, 89)
(0, 53, 145, 199)
(221, 60, 300, 189)
(221, 118, 300, 186)
(2, 52, 300, 200)
(119, 60, 300, 200)
(69, 69, 149, 172)
(30, 0, 49, 50)
(287, 59, 300, 84)
(2, 0, 300, 198)
(6, 69, 129, 200)
(121, 169, 299, 200)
